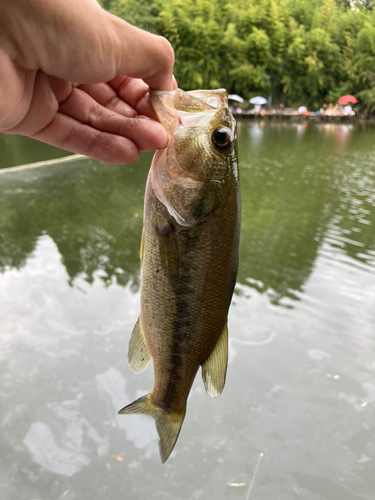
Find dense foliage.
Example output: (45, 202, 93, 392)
(99, 0, 375, 112)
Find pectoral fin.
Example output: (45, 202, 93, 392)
(201, 322, 228, 397)
(128, 317, 151, 373)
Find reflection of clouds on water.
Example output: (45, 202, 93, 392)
(49, 396, 109, 456)
(362, 382, 375, 405)
(228, 283, 278, 362)
(0, 234, 135, 360)
(96, 367, 128, 428)
(0, 235, 83, 362)
(1, 229, 150, 477)
(23, 393, 110, 476)
(336, 380, 375, 412)
(96, 367, 158, 452)
(24, 421, 90, 476)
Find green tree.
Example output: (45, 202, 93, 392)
(98, 0, 162, 32)
(96, 0, 375, 112)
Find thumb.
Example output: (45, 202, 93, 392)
(0, 0, 175, 90)
(108, 14, 175, 91)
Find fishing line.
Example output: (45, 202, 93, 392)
(244, 452, 264, 500)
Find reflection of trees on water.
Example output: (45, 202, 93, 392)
(0, 157, 150, 289)
(0, 124, 374, 302)
(237, 122, 375, 303)
(238, 124, 334, 303)
(0, 134, 69, 170)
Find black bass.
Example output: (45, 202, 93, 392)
(119, 88, 241, 463)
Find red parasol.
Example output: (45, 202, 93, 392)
(338, 95, 358, 105)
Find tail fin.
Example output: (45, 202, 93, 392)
(118, 394, 186, 463)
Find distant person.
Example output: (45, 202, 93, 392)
(277, 103, 284, 115)
(0, 0, 176, 164)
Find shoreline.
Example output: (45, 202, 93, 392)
(233, 112, 375, 123)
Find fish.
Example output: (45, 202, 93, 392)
(118, 88, 241, 463)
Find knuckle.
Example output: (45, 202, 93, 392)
(87, 130, 101, 155)
(86, 107, 102, 126)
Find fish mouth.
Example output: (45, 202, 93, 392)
(150, 89, 229, 131)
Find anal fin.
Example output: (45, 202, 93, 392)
(128, 316, 151, 373)
(201, 322, 228, 397)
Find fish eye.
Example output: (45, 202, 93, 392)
(212, 127, 232, 150)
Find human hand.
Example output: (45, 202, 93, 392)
(0, 0, 176, 163)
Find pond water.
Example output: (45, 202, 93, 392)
(0, 133, 70, 170)
(1, 121, 374, 500)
